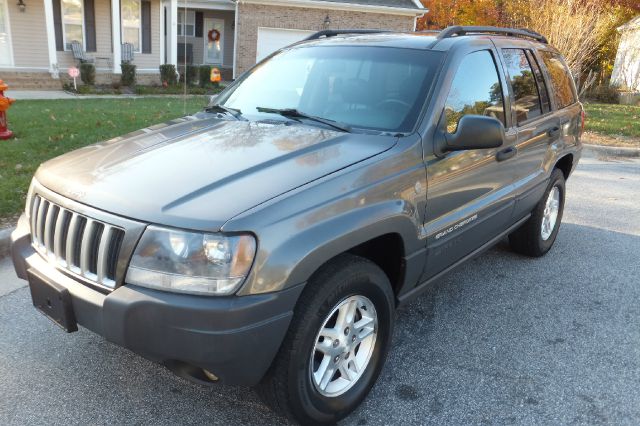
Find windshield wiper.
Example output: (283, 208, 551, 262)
(206, 104, 246, 120)
(256, 107, 351, 133)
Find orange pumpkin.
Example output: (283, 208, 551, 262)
(210, 67, 221, 83)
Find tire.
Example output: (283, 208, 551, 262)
(509, 168, 566, 257)
(255, 254, 395, 425)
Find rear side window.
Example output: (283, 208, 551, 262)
(525, 50, 551, 114)
(444, 50, 506, 134)
(502, 49, 542, 124)
(539, 51, 576, 109)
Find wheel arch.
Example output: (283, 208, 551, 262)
(554, 153, 574, 180)
(237, 205, 426, 298)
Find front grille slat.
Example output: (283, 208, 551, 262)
(35, 200, 48, 246)
(30, 196, 41, 245)
(31, 195, 124, 290)
(79, 219, 95, 276)
(66, 213, 80, 271)
(53, 209, 69, 263)
(44, 204, 58, 255)
(97, 225, 114, 286)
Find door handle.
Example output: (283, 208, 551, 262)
(547, 126, 561, 138)
(496, 146, 517, 162)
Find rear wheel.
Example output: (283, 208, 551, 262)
(256, 254, 394, 425)
(509, 168, 566, 257)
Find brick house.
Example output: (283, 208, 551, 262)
(0, 0, 425, 88)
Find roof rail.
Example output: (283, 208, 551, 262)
(436, 26, 548, 44)
(304, 29, 394, 41)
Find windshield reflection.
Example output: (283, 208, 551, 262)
(217, 45, 442, 133)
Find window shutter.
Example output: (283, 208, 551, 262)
(142, 0, 152, 54)
(84, 0, 97, 52)
(195, 12, 203, 38)
(53, 0, 64, 51)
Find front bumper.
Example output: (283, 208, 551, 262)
(11, 215, 302, 386)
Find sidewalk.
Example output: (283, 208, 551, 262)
(5, 90, 77, 100)
(6, 90, 213, 100)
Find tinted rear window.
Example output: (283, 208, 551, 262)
(539, 51, 576, 109)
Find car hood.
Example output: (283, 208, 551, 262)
(36, 113, 397, 231)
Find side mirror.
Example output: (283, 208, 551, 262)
(438, 115, 505, 153)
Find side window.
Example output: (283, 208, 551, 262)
(540, 51, 577, 109)
(525, 50, 551, 114)
(502, 49, 542, 124)
(444, 50, 506, 134)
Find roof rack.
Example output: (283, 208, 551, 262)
(304, 29, 394, 41)
(436, 26, 548, 44)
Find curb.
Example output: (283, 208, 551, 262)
(583, 143, 640, 158)
(0, 227, 15, 260)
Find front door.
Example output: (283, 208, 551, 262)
(0, 0, 13, 67)
(203, 18, 224, 65)
(422, 48, 516, 280)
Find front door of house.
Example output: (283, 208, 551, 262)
(203, 18, 224, 65)
(0, 0, 13, 66)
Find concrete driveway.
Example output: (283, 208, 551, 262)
(1, 154, 639, 425)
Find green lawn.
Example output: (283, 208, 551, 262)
(0, 97, 207, 224)
(584, 103, 640, 138)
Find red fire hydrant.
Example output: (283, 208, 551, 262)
(0, 79, 16, 140)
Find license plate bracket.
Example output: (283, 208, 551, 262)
(28, 270, 78, 333)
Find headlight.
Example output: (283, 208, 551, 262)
(126, 226, 256, 296)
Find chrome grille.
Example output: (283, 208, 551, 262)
(30, 194, 125, 289)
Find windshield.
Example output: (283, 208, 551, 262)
(217, 45, 443, 133)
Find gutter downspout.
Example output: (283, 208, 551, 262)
(233, 0, 239, 79)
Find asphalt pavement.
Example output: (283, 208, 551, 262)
(1, 153, 639, 425)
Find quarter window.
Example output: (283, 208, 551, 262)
(178, 10, 195, 37)
(61, 0, 84, 51)
(444, 50, 506, 134)
(121, 0, 141, 51)
(502, 49, 542, 124)
(540, 51, 577, 109)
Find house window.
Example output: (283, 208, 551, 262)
(61, 0, 84, 51)
(178, 10, 195, 37)
(122, 0, 142, 51)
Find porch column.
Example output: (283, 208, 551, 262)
(112, 0, 122, 74)
(168, 0, 178, 66)
(43, 0, 59, 78)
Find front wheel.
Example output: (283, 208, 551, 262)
(256, 254, 395, 425)
(509, 168, 566, 257)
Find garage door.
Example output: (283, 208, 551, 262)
(256, 28, 315, 62)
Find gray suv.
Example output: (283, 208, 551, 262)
(11, 26, 583, 424)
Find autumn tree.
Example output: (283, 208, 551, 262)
(417, 0, 640, 91)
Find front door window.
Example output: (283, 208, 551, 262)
(204, 18, 224, 65)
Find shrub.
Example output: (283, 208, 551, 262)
(80, 63, 95, 86)
(584, 85, 619, 104)
(159, 64, 177, 86)
(178, 65, 199, 85)
(120, 63, 136, 87)
(199, 65, 212, 87)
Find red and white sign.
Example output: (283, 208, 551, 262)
(68, 67, 80, 78)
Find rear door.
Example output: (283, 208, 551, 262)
(423, 48, 516, 280)
(494, 41, 560, 219)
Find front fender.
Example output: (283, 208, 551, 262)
(252, 202, 422, 295)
